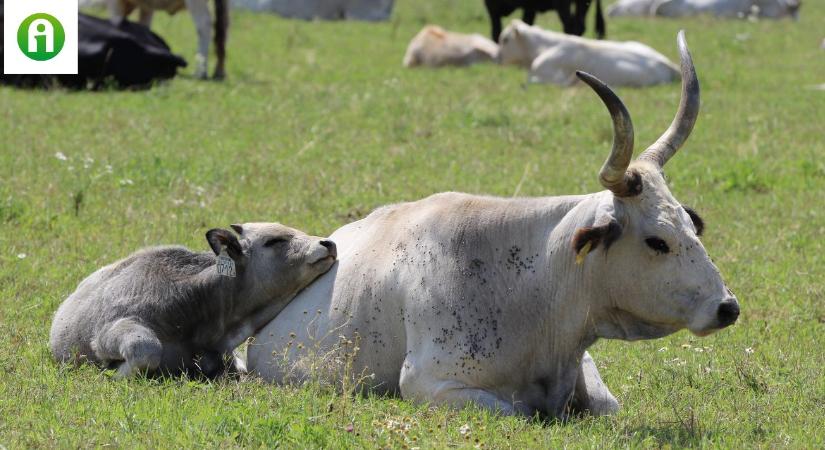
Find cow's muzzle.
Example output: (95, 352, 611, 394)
(716, 297, 740, 328)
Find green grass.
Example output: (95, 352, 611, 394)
(2, 0, 824, 447)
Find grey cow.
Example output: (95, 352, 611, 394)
(50, 222, 337, 378)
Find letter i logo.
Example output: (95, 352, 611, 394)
(17, 13, 65, 61)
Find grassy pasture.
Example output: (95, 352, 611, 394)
(1, 0, 824, 447)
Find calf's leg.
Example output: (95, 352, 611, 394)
(93, 318, 162, 378)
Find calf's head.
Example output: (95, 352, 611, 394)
(206, 222, 336, 302)
(574, 32, 739, 340)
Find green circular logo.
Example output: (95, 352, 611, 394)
(17, 13, 66, 61)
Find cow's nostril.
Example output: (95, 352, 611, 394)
(717, 301, 740, 327)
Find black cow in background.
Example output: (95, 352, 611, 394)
(485, 0, 606, 43)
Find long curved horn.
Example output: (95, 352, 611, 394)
(576, 70, 636, 196)
(638, 30, 700, 168)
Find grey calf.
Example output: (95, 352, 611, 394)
(50, 223, 336, 378)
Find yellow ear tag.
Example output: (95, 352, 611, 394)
(576, 241, 592, 265)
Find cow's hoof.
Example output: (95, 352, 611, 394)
(212, 71, 226, 81)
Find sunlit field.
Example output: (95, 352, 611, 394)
(1, 0, 823, 447)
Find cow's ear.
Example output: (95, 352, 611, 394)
(230, 224, 244, 235)
(206, 228, 243, 259)
(572, 220, 622, 264)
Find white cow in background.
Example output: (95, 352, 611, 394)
(106, 0, 229, 79)
(245, 32, 741, 418)
(607, 0, 801, 19)
(403, 26, 499, 68)
(498, 20, 679, 87)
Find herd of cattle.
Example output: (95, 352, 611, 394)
(81, 0, 806, 83)
(50, 9, 752, 414)
(404, 0, 804, 87)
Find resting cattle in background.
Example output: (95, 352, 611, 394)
(50, 223, 337, 378)
(498, 20, 678, 86)
(106, 0, 229, 79)
(246, 32, 740, 418)
(230, 0, 395, 21)
(607, 0, 801, 19)
(485, 0, 606, 43)
(403, 26, 499, 68)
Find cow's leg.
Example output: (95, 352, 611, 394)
(522, 8, 537, 25)
(556, 2, 581, 36)
(484, 1, 503, 42)
(138, 8, 154, 27)
(398, 355, 532, 416)
(185, 0, 212, 79)
(107, 0, 132, 24)
(92, 318, 163, 378)
(212, 0, 229, 79)
(570, 351, 620, 416)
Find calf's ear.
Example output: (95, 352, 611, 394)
(206, 228, 243, 259)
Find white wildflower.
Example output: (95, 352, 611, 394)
(54, 152, 68, 161)
(459, 424, 471, 436)
(17, 253, 26, 259)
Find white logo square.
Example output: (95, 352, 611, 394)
(3, 0, 78, 74)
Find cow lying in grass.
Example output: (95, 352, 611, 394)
(50, 223, 337, 378)
(498, 20, 679, 87)
(403, 25, 499, 68)
(607, 0, 801, 19)
(246, 32, 741, 418)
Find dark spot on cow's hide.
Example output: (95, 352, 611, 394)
(572, 220, 623, 254)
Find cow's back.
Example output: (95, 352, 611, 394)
(247, 192, 584, 391)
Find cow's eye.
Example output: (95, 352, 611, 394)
(645, 237, 670, 254)
(264, 237, 289, 247)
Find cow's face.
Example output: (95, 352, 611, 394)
(576, 162, 739, 340)
(572, 32, 739, 340)
(497, 21, 531, 65)
(208, 223, 337, 303)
